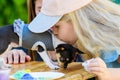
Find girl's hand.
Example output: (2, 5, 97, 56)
(4, 49, 31, 64)
(88, 57, 112, 80)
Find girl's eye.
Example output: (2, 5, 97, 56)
(54, 25, 59, 28)
(38, 7, 41, 12)
(39, 10, 40, 12)
(38, 9, 41, 12)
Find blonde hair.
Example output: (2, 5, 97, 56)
(61, 0, 120, 55)
(60, 14, 71, 22)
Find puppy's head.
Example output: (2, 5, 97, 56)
(56, 44, 83, 68)
(0, 25, 19, 54)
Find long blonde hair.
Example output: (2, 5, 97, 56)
(68, 0, 120, 55)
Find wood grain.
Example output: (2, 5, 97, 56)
(10, 61, 96, 80)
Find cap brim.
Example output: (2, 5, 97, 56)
(28, 12, 62, 33)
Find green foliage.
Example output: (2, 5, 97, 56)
(0, 0, 27, 27)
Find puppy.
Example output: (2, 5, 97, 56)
(56, 44, 84, 69)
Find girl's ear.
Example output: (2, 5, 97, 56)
(51, 26, 58, 35)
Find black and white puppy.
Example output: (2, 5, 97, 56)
(56, 44, 84, 69)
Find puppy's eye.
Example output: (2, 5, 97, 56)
(61, 47, 64, 51)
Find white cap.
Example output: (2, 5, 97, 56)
(28, 0, 92, 33)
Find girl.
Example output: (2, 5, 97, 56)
(29, 0, 120, 79)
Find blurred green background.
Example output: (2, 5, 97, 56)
(0, 0, 27, 27)
(0, 0, 120, 27)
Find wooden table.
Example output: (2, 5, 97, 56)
(10, 61, 96, 80)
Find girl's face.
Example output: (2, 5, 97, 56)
(35, 0, 42, 15)
(52, 21, 78, 44)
